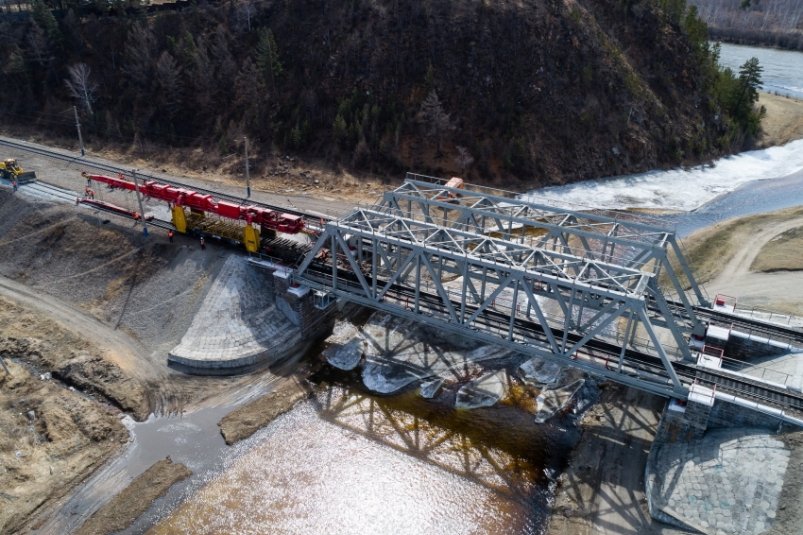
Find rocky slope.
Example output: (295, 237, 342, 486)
(0, 0, 758, 186)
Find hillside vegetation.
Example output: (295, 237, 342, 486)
(0, 0, 765, 186)
(689, 0, 803, 50)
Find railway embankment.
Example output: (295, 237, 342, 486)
(167, 255, 309, 374)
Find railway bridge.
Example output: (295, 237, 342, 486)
(1, 133, 801, 428)
(294, 174, 803, 427)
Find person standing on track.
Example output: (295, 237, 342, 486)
(168, 230, 174, 243)
(200, 236, 206, 250)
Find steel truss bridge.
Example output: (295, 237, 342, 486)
(296, 174, 803, 425)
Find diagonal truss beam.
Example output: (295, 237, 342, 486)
(385, 175, 709, 315)
(296, 208, 694, 396)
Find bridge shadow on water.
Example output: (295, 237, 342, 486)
(306, 375, 580, 506)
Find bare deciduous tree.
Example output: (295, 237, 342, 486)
(236, 0, 256, 33)
(417, 90, 454, 157)
(155, 51, 182, 116)
(454, 145, 474, 174)
(122, 24, 155, 88)
(64, 63, 96, 115)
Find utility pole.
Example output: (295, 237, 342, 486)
(132, 169, 148, 237)
(244, 136, 251, 198)
(73, 106, 85, 157)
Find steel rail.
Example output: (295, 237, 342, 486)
(0, 138, 331, 229)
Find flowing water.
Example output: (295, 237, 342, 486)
(143, 384, 578, 535)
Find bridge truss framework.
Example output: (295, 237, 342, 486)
(296, 176, 715, 399)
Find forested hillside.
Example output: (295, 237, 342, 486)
(689, 0, 803, 50)
(0, 0, 765, 186)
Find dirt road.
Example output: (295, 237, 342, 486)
(0, 274, 158, 382)
(688, 210, 803, 316)
(705, 216, 803, 314)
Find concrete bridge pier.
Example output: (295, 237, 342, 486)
(271, 266, 337, 337)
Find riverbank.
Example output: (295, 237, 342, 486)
(0, 360, 128, 533)
(759, 92, 803, 147)
(681, 205, 803, 316)
(74, 458, 190, 535)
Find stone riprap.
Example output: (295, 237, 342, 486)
(169, 255, 301, 372)
(646, 428, 790, 535)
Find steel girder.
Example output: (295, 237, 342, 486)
(295, 206, 692, 396)
(384, 174, 709, 324)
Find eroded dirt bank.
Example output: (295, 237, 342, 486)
(75, 458, 191, 535)
(0, 188, 295, 533)
(0, 360, 127, 533)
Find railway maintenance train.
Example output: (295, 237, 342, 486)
(80, 171, 315, 256)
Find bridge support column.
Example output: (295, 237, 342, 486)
(663, 384, 715, 438)
(272, 268, 336, 336)
(683, 384, 715, 437)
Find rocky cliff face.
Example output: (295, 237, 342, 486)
(0, 0, 744, 186)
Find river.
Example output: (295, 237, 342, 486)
(45, 43, 803, 535)
(128, 138, 803, 534)
(525, 138, 803, 237)
(717, 42, 803, 100)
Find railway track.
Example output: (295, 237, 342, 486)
(0, 138, 332, 231)
(6, 138, 803, 423)
(18, 180, 80, 204)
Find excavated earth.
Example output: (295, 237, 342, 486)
(0, 188, 295, 533)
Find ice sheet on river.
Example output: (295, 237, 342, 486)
(362, 359, 421, 394)
(524, 138, 803, 212)
(327, 314, 523, 397)
(455, 370, 509, 409)
(327, 315, 595, 415)
(323, 322, 364, 370)
(534, 379, 585, 423)
(519, 357, 563, 386)
(324, 339, 364, 371)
